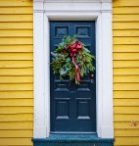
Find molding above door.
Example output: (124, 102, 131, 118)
(34, 0, 112, 12)
(33, 0, 113, 139)
(34, 0, 112, 3)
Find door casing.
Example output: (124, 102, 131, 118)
(33, 0, 113, 139)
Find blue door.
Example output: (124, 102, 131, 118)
(50, 21, 96, 133)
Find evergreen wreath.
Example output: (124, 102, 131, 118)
(51, 36, 95, 84)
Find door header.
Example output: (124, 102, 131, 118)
(34, 0, 112, 3)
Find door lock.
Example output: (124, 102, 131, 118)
(90, 73, 94, 83)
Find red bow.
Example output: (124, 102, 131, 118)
(68, 41, 82, 83)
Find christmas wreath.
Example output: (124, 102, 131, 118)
(51, 36, 95, 84)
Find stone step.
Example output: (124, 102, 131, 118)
(33, 134, 114, 146)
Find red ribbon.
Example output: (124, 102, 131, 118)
(68, 41, 82, 83)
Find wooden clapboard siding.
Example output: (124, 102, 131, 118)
(113, 0, 139, 145)
(0, 0, 138, 146)
(0, 0, 33, 146)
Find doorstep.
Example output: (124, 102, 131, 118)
(33, 133, 114, 146)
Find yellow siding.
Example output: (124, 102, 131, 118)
(0, 0, 138, 146)
(113, 0, 139, 145)
(0, 0, 33, 146)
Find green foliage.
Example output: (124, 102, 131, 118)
(51, 36, 95, 84)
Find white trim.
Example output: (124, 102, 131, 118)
(33, 0, 113, 139)
(34, 0, 112, 3)
(33, 11, 47, 138)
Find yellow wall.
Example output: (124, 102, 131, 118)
(0, 0, 139, 146)
(113, 0, 139, 145)
(0, 0, 33, 146)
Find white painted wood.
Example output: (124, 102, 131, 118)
(34, 0, 112, 3)
(101, 11, 113, 138)
(44, 3, 101, 12)
(96, 14, 103, 138)
(43, 15, 51, 137)
(33, 0, 113, 139)
(33, 11, 47, 138)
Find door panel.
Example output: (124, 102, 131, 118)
(50, 21, 96, 132)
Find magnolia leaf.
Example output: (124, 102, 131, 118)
(60, 68, 67, 76)
(83, 47, 90, 53)
(51, 52, 58, 57)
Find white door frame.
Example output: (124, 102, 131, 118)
(33, 0, 113, 139)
